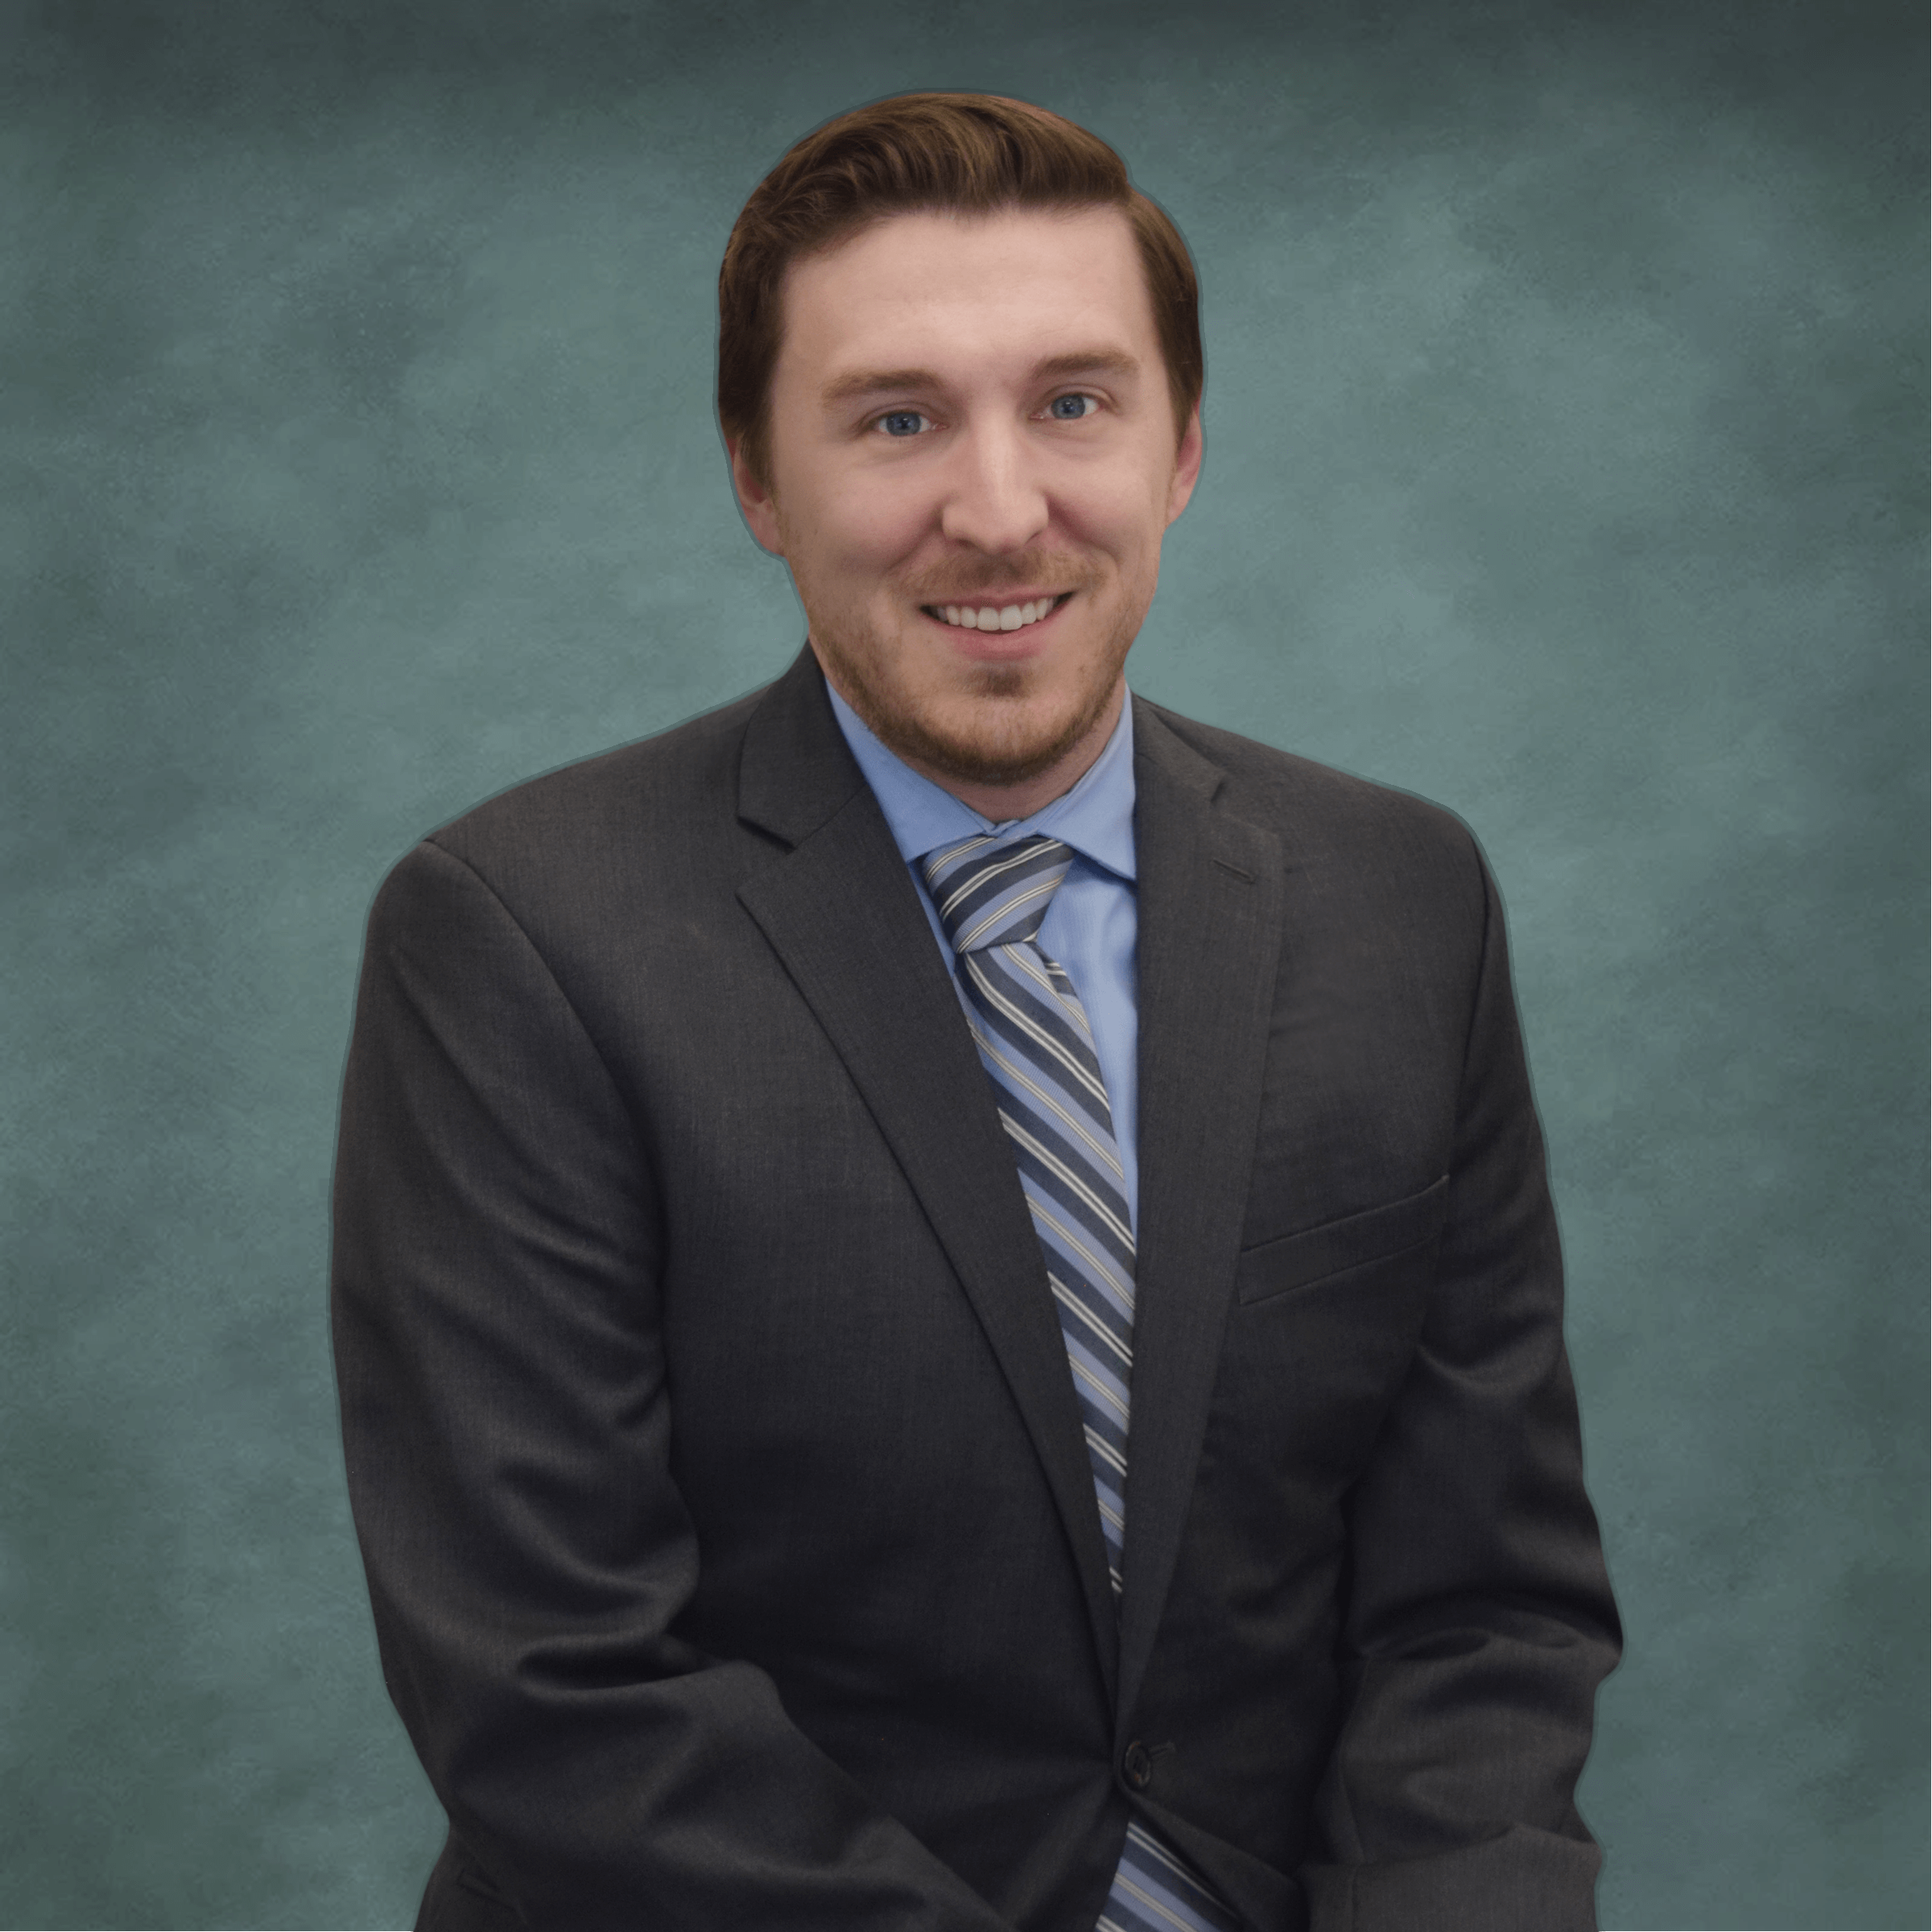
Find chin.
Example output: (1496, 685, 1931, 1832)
(876, 686, 1109, 790)
(811, 602, 1130, 794)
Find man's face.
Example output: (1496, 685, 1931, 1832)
(730, 205, 1203, 799)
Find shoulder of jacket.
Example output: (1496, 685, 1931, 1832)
(1135, 696, 1483, 869)
(411, 679, 770, 879)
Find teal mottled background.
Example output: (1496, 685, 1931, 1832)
(2, 2, 1924, 1926)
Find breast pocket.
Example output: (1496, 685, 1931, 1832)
(1212, 1174, 1453, 1495)
(1235, 1174, 1450, 1307)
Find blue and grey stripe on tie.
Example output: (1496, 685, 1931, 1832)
(923, 830, 1246, 1932)
(924, 832, 1136, 1594)
(1098, 1822, 1244, 1932)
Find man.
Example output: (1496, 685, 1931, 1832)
(331, 93, 1620, 1932)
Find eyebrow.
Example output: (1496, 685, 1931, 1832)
(819, 349, 1142, 409)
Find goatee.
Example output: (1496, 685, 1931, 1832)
(811, 585, 1132, 791)
(840, 654, 1118, 790)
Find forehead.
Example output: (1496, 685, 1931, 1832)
(774, 204, 1156, 394)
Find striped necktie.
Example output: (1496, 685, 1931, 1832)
(923, 832, 1245, 1932)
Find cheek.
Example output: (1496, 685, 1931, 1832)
(779, 464, 917, 573)
(841, 480, 933, 572)
(1056, 469, 1167, 556)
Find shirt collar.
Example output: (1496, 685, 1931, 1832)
(826, 671, 1137, 882)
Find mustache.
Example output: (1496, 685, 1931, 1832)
(903, 555, 1096, 602)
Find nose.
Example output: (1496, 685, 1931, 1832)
(937, 419, 1050, 556)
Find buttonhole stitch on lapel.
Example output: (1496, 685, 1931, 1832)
(1210, 857, 1254, 883)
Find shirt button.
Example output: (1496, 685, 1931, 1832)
(1122, 1740, 1154, 1790)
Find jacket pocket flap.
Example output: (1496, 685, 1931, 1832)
(1236, 1174, 1450, 1304)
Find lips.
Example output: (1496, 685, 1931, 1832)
(920, 591, 1075, 634)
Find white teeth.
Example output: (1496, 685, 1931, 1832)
(931, 597, 1060, 630)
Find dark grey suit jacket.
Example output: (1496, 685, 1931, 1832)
(330, 646, 1620, 1932)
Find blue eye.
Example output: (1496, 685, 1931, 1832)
(877, 411, 929, 437)
(1049, 394, 1100, 419)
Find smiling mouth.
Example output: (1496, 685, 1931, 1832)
(920, 592, 1075, 634)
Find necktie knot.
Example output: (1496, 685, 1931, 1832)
(923, 833, 1074, 953)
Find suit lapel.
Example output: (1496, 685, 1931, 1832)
(1117, 699, 1286, 1724)
(733, 650, 1122, 1683)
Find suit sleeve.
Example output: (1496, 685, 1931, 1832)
(330, 838, 1014, 1932)
(1303, 842, 1623, 1932)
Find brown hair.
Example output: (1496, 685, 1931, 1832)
(718, 92, 1203, 491)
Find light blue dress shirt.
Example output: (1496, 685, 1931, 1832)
(826, 678, 1141, 1230)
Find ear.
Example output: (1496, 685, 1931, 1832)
(728, 436, 786, 556)
(1164, 402, 1204, 526)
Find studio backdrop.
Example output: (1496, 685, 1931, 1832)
(2, 1, 1924, 1926)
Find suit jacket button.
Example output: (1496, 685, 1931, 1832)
(1122, 1740, 1154, 1790)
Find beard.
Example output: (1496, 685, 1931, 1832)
(801, 555, 1140, 792)
(824, 643, 1123, 789)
